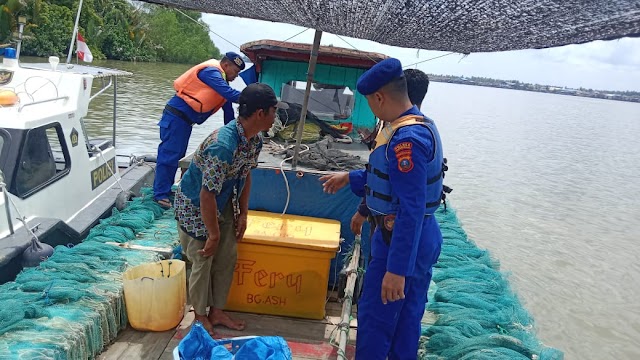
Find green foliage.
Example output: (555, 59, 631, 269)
(147, 7, 221, 63)
(1, 0, 25, 43)
(2, 0, 220, 63)
(21, 2, 74, 57)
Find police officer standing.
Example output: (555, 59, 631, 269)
(153, 52, 246, 208)
(330, 58, 445, 359)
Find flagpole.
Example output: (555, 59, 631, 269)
(66, 0, 84, 64)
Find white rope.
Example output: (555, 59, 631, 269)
(280, 143, 309, 216)
(94, 147, 127, 193)
(0, 176, 40, 242)
(0, 75, 60, 107)
(175, 8, 241, 50)
(403, 52, 459, 68)
(175, 8, 310, 53)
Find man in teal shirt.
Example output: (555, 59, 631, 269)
(175, 83, 287, 335)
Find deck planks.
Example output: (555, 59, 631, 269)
(100, 297, 357, 360)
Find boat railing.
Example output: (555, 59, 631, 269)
(18, 96, 69, 112)
(89, 75, 113, 102)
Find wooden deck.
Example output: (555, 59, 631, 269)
(98, 294, 357, 360)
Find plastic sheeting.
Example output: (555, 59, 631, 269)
(139, 0, 639, 53)
(176, 322, 292, 359)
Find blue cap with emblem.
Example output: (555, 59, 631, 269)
(356, 58, 404, 96)
(225, 51, 246, 70)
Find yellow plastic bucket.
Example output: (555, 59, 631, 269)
(123, 260, 187, 331)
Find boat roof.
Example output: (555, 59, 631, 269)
(21, 63, 132, 78)
(137, 0, 640, 52)
(241, 40, 387, 69)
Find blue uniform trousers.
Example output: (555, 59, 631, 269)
(355, 228, 439, 360)
(153, 111, 193, 201)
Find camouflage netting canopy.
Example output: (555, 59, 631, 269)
(142, 0, 640, 53)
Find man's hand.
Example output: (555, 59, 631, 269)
(319, 172, 349, 194)
(198, 234, 220, 258)
(236, 213, 248, 241)
(381, 272, 405, 305)
(351, 211, 366, 235)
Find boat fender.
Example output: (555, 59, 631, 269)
(0, 89, 19, 106)
(142, 154, 157, 163)
(22, 236, 54, 268)
(115, 190, 134, 211)
(131, 154, 156, 163)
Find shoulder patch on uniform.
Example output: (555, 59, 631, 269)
(394, 141, 414, 173)
(393, 141, 412, 154)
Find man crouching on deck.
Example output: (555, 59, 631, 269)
(174, 83, 288, 335)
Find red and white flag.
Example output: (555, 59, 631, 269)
(76, 33, 93, 63)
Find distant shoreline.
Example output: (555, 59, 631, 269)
(429, 76, 640, 104)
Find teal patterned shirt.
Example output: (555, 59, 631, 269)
(174, 120, 262, 240)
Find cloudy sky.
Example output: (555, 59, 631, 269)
(200, 13, 640, 92)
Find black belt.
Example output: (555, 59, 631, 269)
(165, 105, 195, 127)
(372, 213, 431, 246)
(372, 215, 394, 246)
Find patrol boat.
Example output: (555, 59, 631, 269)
(0, 30, 155, 284)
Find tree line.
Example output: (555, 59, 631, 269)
(1, 0, 221, 63)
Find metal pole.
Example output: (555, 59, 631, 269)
(291, 29, 322, 169)
(0, 170, 14, 235)
(113, 76, 117, 147)
(66, 0, 84, 64)
(3, 189, 13, 235)
(15, 17, 26, 59)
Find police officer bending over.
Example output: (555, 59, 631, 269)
(153, 52, 246, 209)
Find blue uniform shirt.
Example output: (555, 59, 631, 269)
(164, 67, 241, 126)
(349, 105, 441, 276)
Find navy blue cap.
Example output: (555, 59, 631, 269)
(225, 51, 246, 70)
(356, 58, 403, 95)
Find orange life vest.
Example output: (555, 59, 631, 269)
(173, 59, 227, 114)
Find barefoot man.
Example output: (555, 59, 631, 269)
(174, 83, 288, 335)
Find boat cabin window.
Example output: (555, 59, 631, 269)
(281, 82, 355, 121)
(14, 124, 70, 198)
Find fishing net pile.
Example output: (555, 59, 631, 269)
(141, 0, 640, 53)
(418, 206, 564, 360)
(264, 102, 367, 171)
(266, 138, 367, 171)
(0, 188, 179, 360)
